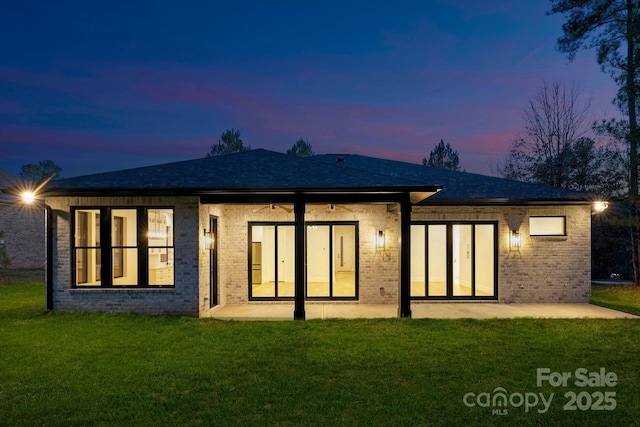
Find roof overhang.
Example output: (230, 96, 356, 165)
(4, 185, 442, 205)
(417, 198, 592, 206)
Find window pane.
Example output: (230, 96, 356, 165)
(251, 225, 275, 297)
(475, 225, 494, 296)
(307, 225, 330, 297)
(148, 248, 174, 285)
(75, 209, 101, 246)
(148, 209, 174, 286)
(277, 226, 295, 297)
(75, 248, 101, 286)
(74, 209, 101, 285)
(529, 217, 565, 236)
(112, 248, 138, 285)
(410, 225, 426, 297)
(112, 209, 137, 246)
(452, 225, 472, 296)
(333, 225, 356, 297)
(148, 209, 173, 244)
(428, 225, 447, 296)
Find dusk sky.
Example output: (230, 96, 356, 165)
(0, 0, 622, 178)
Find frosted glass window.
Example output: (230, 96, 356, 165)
(529, 217, 566, 236)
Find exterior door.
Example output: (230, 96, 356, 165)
(411, 222, 497, 299)
(209, 216, 218, 307)
(306, 223, 357, 299)
(334, 225, 355, 272)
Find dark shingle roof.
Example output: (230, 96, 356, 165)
(37, 149, 589, 203)
(0, 169, 27, 203)
(310, 154, 589, 202)
(43, 149, 437, 194)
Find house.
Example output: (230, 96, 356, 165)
(0, 169, 45, 269)
(9, 149, 596, 318)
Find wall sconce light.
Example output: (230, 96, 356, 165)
(593, 201, 609, 214)
(201, 228, 215, 250)
(510, 229, 521, 250)
(376, 230, 385, 249)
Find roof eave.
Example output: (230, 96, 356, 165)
(35, 185, 442, 200)
(418, 198, 592, 206)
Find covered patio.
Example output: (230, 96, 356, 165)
(209, 302, 637, 320)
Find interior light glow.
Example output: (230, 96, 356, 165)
(148, 231, 168, 239)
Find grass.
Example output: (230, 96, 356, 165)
(1, 278, 640, 426)
(0, 267, 44, 283)
(591, 284, 640, 316)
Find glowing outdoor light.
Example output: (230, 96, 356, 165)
(376, 229, 385, 249)
(510, 230, 521, 250)
(593, 201, 609, 214)
(22, 191, 35, 204)
(201, 228, 215, 250)
(12, 176, 55, 311)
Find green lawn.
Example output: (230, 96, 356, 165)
(591, 284, 640, 316)
(1, 280, 640, 426)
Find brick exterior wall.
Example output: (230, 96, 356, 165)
(47, 196, 201, 316)
(0, 205, 45, 269)
(411, 204, 591, 303)
(198, 204, 400, 313)
(46, 196, 592, 317)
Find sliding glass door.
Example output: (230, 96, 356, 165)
(411, 222, 497, 299)
(250, 224, 295, 299)
(249, 222, 358, 300)
(306, 223, 357, 299)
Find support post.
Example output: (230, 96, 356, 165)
(293, 198, 306, 320)
(45, 204, 53, 310)
(398, 196, 412, 318)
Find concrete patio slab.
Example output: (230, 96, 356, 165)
(209, 303, 637, 320)
(411, 303, 638, 319)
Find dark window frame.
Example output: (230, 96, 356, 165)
(410, 221, 498, 301)
(305, 221, 359, 301)
(247, 221, 360, 301)
(248, 222, 295, 301)
(71, 206, 175, 288)
(209, 216, 218, 307)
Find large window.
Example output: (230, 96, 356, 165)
(411, 222, 497, 299)
(72, 207, 174, 287)
(248, 222, 358, 300)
